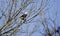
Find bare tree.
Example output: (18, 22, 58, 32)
(0, 0, 58, 36)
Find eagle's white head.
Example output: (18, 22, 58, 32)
(24, 12, 28, 14)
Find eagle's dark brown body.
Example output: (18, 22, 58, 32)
(20, 14, 27, 20)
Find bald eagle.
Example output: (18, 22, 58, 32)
(20, 12, 28, 20)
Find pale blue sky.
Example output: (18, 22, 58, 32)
(57, 0, 60, 27)
(0, 0, 60, 36)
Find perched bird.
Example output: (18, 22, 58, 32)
(20, 12, 28, 20)
(20, 12, 28, 23)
